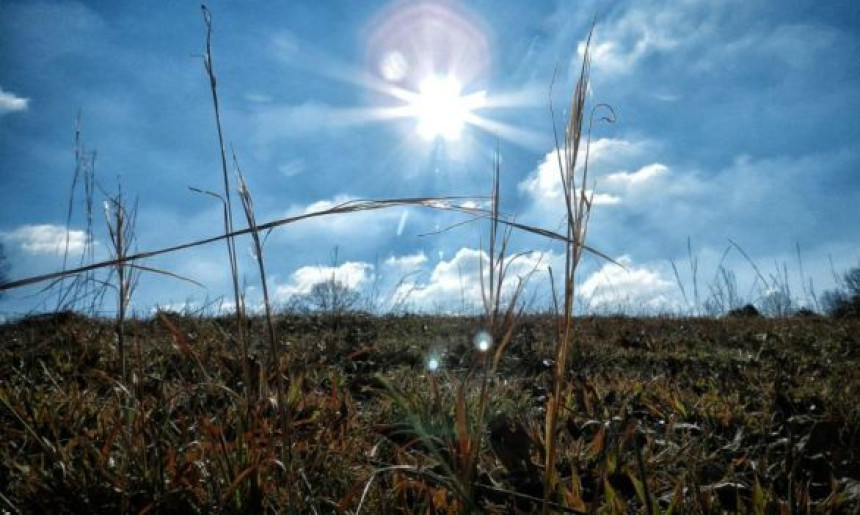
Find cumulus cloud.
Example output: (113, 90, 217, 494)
(0, 224, 90, 255)
(391, 247, 554, 311)
(518, 138, 669, 228)
(0, 87, 29, 115)
(579, 256, 680, 312)
(384, 251, 428, 272)
(274, 261, 373, 300)
(518, 146, 625, 206)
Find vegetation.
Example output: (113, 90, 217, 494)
(822, 264, 860, 319)
(1, 312, 858, 513)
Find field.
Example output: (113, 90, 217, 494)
(1, 311, 858, 513)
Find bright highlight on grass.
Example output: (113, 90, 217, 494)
(410, 75, 486, 141)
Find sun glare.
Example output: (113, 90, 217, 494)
(410, 75, 485, 141)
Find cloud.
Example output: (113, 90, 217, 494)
(604, 163, 668, 187)
(269, 30, 301, 63)
(392, 247, 553, 311)
(0, 224, 90, 256)
(518, 146, 626, 206)
(384, 251, 428, 272)
(0, 87, 29, 115)
(271, 194, 412, 251)
(578, 5, 686, 77)
(697, 22, 839, 75)
(518, 138, 667, 228)
(274, 261, 373, 300)
(579, 256, 679, 312)
(278, 159, 306, 178)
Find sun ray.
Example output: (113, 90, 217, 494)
(464, 113, 547, 151)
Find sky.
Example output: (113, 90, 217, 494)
(1, 0, 859, 318)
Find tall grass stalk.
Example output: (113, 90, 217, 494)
(201, 5, 251, 399)
(233, 161, 295, 501)
(54, 115, 103, 314)
(543, 25, 615, 511)
(671, 236, 700, 315)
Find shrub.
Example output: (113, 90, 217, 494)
(822, 265, 860, 318)
(297, 278, 362, 315)
(727, 304, 761, 318)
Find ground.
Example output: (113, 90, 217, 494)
(1, 311, 858, 513)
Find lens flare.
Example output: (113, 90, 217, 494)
(426, 356, 441, 372)
(473, 330, 492, 352)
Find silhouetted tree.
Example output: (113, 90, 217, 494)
(299, 278, 361, 315)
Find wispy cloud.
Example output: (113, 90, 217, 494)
(0, 224, 89, 256)
(272, 194, 413, 251)
(278, 158, 306, 178)
(604, 163, 668, 187)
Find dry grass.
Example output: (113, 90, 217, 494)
(0, 312, 857, 513)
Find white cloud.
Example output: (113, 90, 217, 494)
(274, 261, 373, 300)
(393, 247, 554, 311)
(578, 7, 684, 77)
(581, 1, 840, 82)
(384, 251, 428, 271)
(0, 224, 90, 255)
(518, 138, 666, 226)
(604, 163, 668, 187)
(579, 256, 680, 312)
(519, 146, 625, 206)
(0, 87, 29, 115)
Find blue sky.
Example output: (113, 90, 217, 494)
(1, 0, 858, 317)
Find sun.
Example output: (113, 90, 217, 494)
(409, 75, 485, 141)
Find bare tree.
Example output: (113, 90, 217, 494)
(301, 278, 361, 315)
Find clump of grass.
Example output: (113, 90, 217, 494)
(103, 185, 139, 384)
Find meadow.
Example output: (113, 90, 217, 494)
(1, 310, 858, 513)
